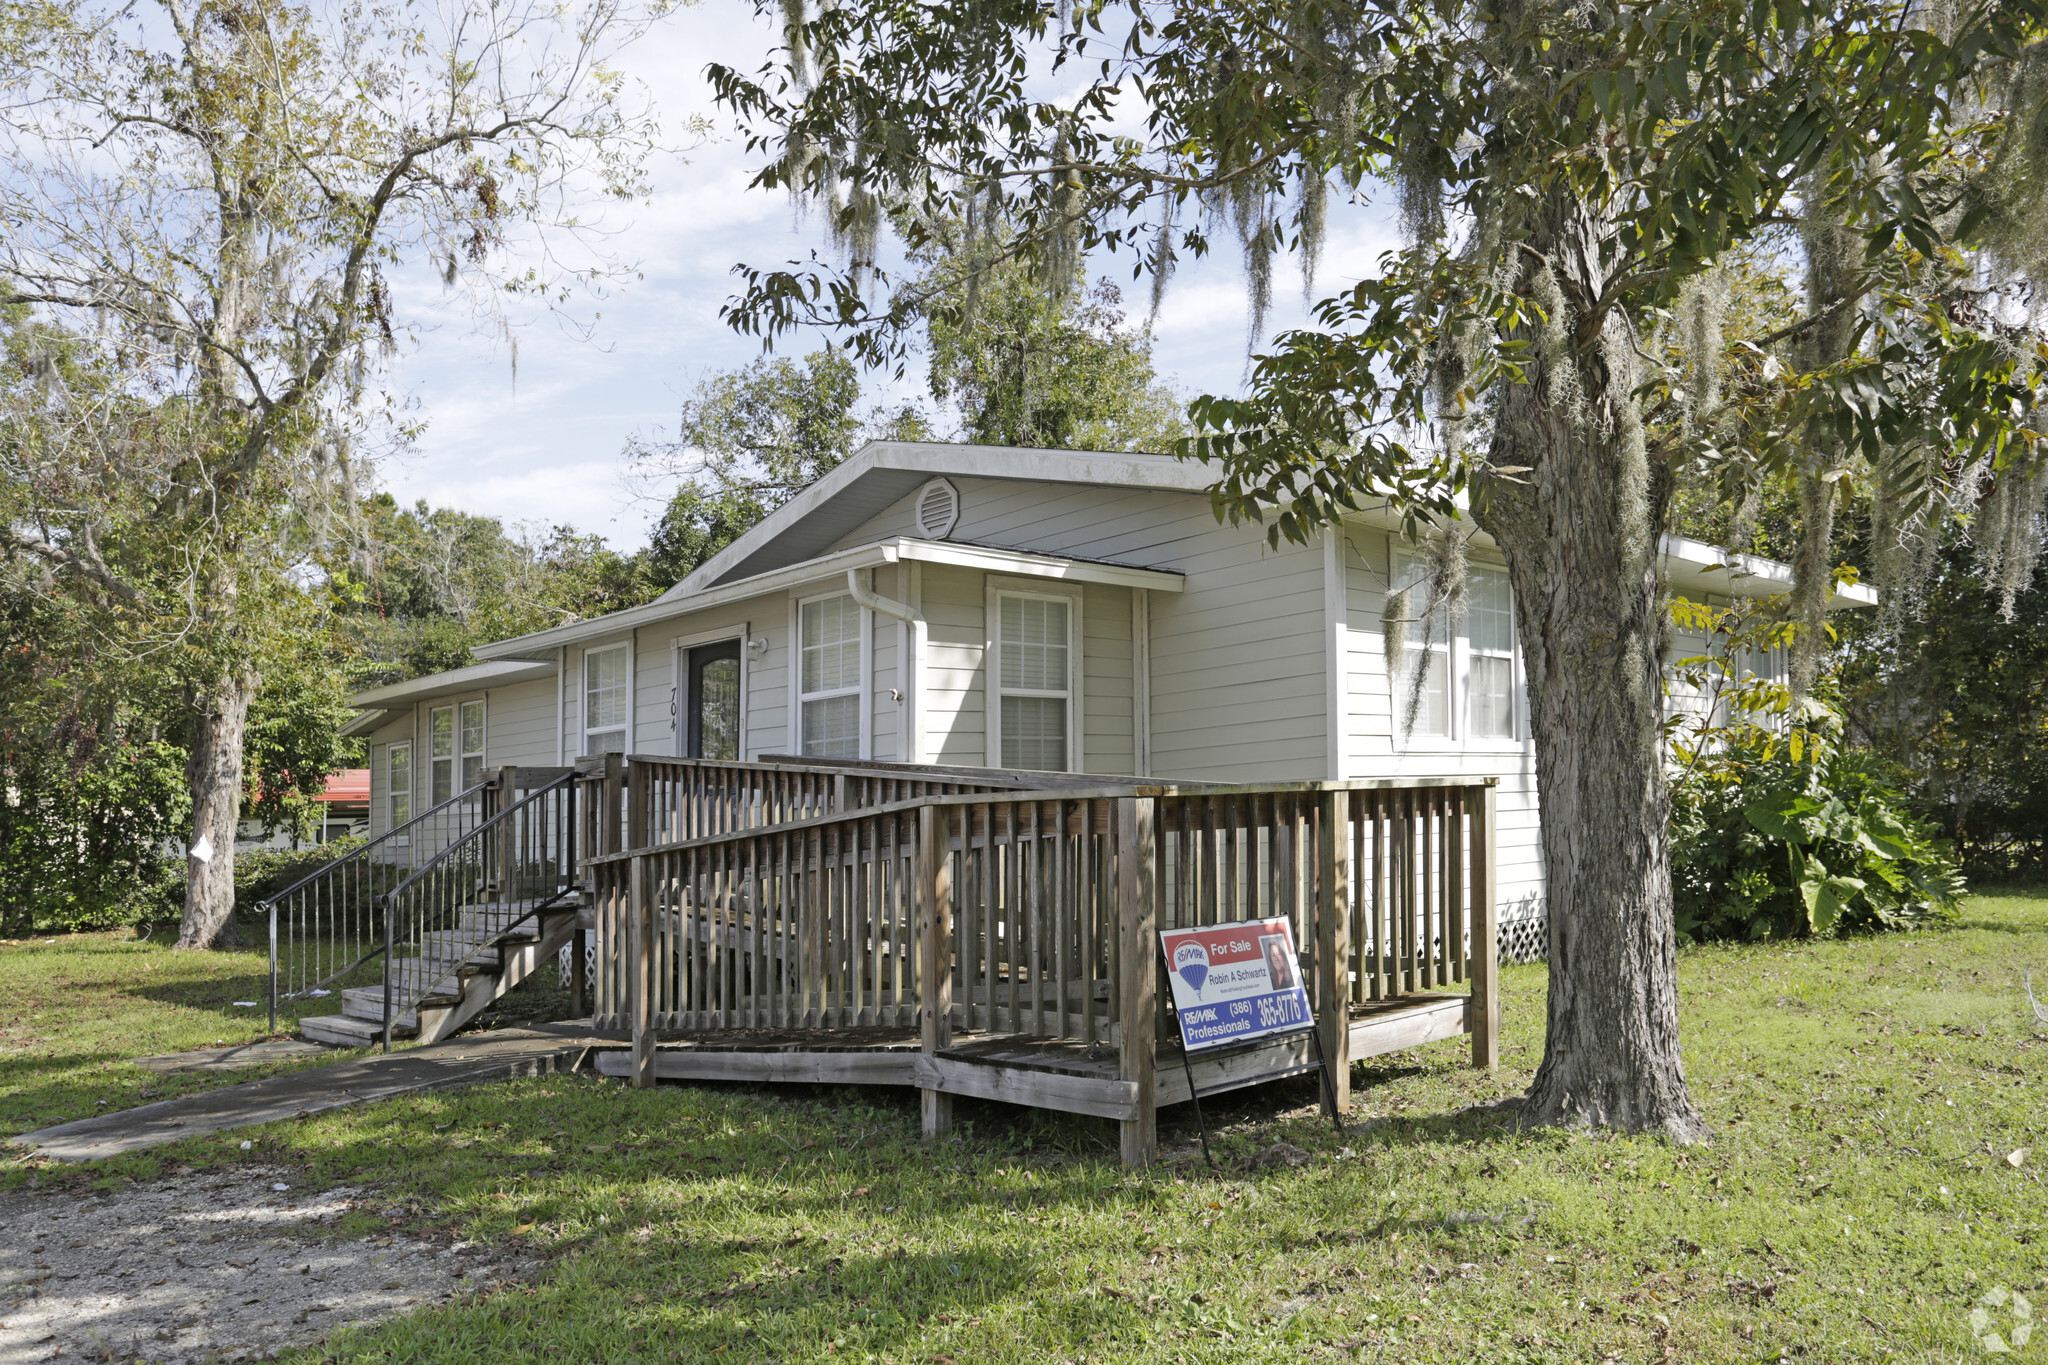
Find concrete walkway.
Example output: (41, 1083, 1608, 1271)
(8, 1023, 608, 1161)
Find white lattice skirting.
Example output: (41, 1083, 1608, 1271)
(1497, 910, 1548, 963)
(558, 941, 597, 992)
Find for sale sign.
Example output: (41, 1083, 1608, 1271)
(1159, 917, 1314, 1053)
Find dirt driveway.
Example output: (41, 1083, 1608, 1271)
(0, 1166, 533, 1363)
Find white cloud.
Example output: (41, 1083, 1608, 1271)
(375, 0, 1407, 550)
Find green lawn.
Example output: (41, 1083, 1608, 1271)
(6, 894, 2048, 1363)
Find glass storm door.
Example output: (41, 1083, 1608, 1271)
(683, 640, 742, 760)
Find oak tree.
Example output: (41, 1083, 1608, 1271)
(0, 0, 663, 947)
(712, 0, 2048, 1135)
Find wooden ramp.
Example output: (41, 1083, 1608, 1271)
(587, 993, 1475, 1125)
(570, 758, 1504, 1164)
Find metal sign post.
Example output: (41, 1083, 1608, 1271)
(1158, 916, 1346, 1168)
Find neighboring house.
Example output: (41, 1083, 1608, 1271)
(235, 768, 372, 851)
(342, 441, 1872, 957)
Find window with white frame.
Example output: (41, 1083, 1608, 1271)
(1392, 554, 1451, 737)
(584, 644, 630, 755)
(387, 741, 412, 827)
(460, 699, 486, 788)
(1391, 552, 1522, 744)
(427, 702, 486, 804)
(994, 590, 1076, 771)
(799, 594, 863, 759)
(1467, 566, 1517, 739)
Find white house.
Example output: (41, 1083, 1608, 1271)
(344, 440, 1872, 958)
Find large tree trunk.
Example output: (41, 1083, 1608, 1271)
(176, 669, 255, 950)
(1474, 194, 1709, 1141)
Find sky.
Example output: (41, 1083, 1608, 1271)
(374, 0, 1401, 551)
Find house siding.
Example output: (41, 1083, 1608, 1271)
(920, 562, 987, 767)
(1080, 581, 1135, 775)
(1339, 524, 1544, 948)
(821, 477, 1330, 782)
(485, 678, 562, 768)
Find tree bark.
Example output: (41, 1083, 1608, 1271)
(176, 669, 255, 950)
(1474, 194, 1710, 1142)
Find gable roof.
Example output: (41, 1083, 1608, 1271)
(669, 440, 1217, 594)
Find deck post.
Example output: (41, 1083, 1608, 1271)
(1116, 795, 1158, 1166)
(496, 767, 518, 898)
(601, 752, 624, 857)
(1317, 789, 1352, 1114)
(630, 851, 655, 1088)
(917, 803, 955, 1139)
(570, 922, 588, 1018)
(1469, 782, 1500, 1069)
(626, 754, 650, 853)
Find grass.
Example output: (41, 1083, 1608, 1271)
(6, 893, 2048, 1363)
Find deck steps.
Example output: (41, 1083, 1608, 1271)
(295, 903, 580, 1048)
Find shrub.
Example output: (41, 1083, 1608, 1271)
(0, 738, 189, 936)
(1670, 739, 1963, 941)
(1664, 593, 1964, 942)
(231, 837, 368, 914)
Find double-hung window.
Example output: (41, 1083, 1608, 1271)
(429, 705, 456, 804)
(387, 741, 412, 828)
(428, 701, 486, 803)
(460, 700, 486, 788)
(799, 594, 863, 759)
(993, 590, 1076, 771)
(584, 644, 630, 755)
(1392, 554, 1451, 737)
(1392, 553, 1520, 744)
(1467, 567, 1517, 739)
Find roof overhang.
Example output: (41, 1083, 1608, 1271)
(668, 441, 1219, 595)
(1338, 504, 1876, 610)
(346, 659, 558, 715)
(475, 536, 1187, 662)
(341, 708, 395, 737)
(1660, 532, 1877, 608)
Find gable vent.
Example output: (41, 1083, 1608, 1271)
(915, 478, 961, 539)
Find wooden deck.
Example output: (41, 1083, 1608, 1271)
(576, 756, 1502, 1164)
(588, 992, 1475, 1122)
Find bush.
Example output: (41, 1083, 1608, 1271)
(231, 837, 368, 914)
(1670, 738, 1963, 942)
(0, 738, 189, 936)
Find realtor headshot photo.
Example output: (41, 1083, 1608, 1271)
(1260, 934, 1297, 992)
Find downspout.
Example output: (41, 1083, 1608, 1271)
(848, 566, 924, 764)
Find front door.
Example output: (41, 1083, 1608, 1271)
(681, 639, 742, 760)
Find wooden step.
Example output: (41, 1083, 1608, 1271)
(418, 929, 495, 964)
(299, 1013, 415, 1046)
(341, 984, 439, 1025)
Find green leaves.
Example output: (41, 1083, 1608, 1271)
(1790, 845, 1866, 934)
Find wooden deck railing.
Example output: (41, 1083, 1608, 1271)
(585, 775, 1497, 1164)
(572, 753, 1118, 864)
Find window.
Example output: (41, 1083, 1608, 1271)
(1392, 554, 1451, 737)
(1391, 552, 1521, 744)
(584, 644, 630, 755)
(1467, 567, 1516, 739)
(428, 705, 454, 803)
(460, 700, 486, 788)
(799, 594, 863, 759)
(994, 590, 1075, 771)
(431, 700, 486, 802)
(387, 742, 412, 827)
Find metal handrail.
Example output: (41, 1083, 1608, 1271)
(377, 770, 576, 904)
(258, 776, 497, 909)
(263, 776, 499, 1032)
(375, 771, 579, 1051)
